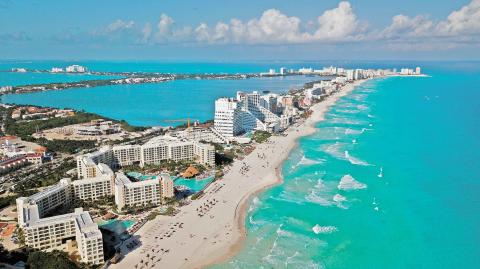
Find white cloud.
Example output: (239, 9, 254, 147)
(141, 23, 152, 43)
(380, 15, 433, 39)
(193, 2, 363, 44)
(314, 1, 360, 40)
(105, 19, 135, 33)
(92, 0, 480, 50)
(436, 0, 480, 36)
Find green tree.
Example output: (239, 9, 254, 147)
(26, 250, 80, 269)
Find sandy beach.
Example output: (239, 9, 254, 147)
(109, 79, 368, 269)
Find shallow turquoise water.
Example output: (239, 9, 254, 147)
(214, 63, 480, 268)
(99, 219, 135, 233)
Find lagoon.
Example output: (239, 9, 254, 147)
(2, 76, 316, 126)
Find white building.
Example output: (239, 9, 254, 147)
(51, 67, 64, 73)
(169, 127, 229, 144)
(16, 180, 104, 265)
(214, 91, 293, 138)
(415, 67, 421, 75)
(213, 98, 243, 138)
(66, 65, 87, 73)
(298, 67, 313, 74)
(346, 69, 355, 81)
(76, 136, 216, 178)
(194, 142, 215, 167)
(71, 163, 115, 201)
(114, 173, 174, 211)
(279, 67, 287, 75)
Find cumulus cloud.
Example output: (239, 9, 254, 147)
(436, 0, 480, 36)
(381, 0, 480, 39)
(314, 1, 360, 40)
(190, 2, 363, 44)
(86, 0, 480, 50)
(380, 15, 433, 39)
(91, 19, 141, 43)
(105, 19, 135, 33)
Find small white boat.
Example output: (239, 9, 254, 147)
(377, 167, 383, 178)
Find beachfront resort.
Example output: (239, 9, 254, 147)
(0, 65, 422, 268)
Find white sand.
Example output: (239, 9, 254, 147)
(110, 79, 367, 269)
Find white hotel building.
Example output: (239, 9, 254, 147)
(214, 91, 291, 138)
(76, 136, 215, 180)
(16, 179, 104, 264)
(114, 173, 174, 211)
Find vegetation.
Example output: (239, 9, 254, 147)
(13, 158, 76, 193)
(5, 111, 99, 140)
(2, 105, 145, 153)
(71, 195, 115, 211)
(118, 120, 147, 132)
(146, 210, 160, 220)
(36, 138, 96, 154)
(123, 160, 206, 176)
(26, 250, 80, 269)
(160, 206, 176, 216)
(0, 195, 18, 210)
(191, 191, 204, 200)
(252, 130, 272, 143)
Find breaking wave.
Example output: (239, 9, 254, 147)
(337, 174, 367, 190)
(312, 224, 338, 234)
(344, 150, 370, 166)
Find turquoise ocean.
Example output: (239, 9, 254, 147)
(1, 61, 479, 268)
(214, 62, 480, 269)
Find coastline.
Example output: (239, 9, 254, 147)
(198, 78, 370, 268)
(109, 78, 370, 269)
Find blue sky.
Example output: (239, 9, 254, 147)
(0, 0, 478, 60)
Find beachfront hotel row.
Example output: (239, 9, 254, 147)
(213, 66, 421, 140)
(12, 65, 421, 265)
(16, 163, 175, 264)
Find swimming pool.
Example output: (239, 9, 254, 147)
(174, 176, 214, 192)
(98, 219, 135, 234)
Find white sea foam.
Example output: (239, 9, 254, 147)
(337, 174, 367, 190)
(336, 109, 359, 114)
(297, 155, 324, 166)
(273, 192, 305, 205)
(312, 224, 338, 234)
(377, 167, 383, 178)
(344, 150, 370, 166)
(276, 225, 293, 237)
(322, 142, 345, 160)
(328, 117, 365, 125)
(305, 192, 332, 206)
(357, 104, 369, 111)
(248, 197, 261, 213)
(333, 194, 347, 202)
(304, 179, 334, 206)
(344, 128, 367, 135)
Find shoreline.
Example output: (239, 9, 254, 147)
(108, 78, 370, 269)
(197, 78, 370, 268)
